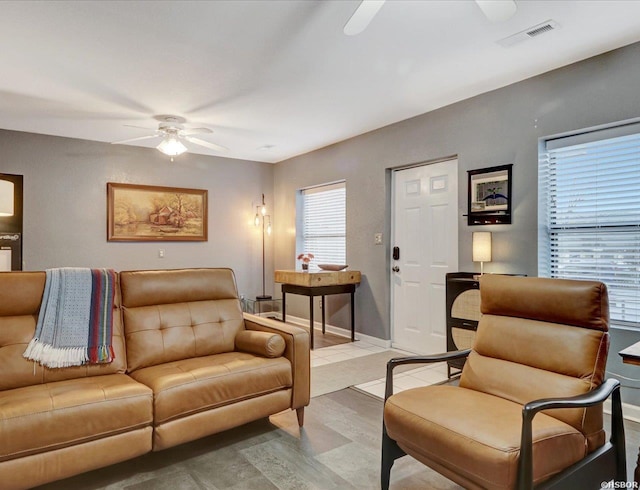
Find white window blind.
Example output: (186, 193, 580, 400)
(300, 182, 346, 270)
(539, 124, 640, 327)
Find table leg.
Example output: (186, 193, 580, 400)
(282, 289, 287, 322)
(350, 290, 355, 342)
(321, 295, 326, 334)
(309, 295, 315, 350)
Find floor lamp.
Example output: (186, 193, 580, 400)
(255, 194, 272, 300)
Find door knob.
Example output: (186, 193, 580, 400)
(392, 266, 400, 273)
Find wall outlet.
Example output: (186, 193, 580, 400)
(158, 249, 165, 258)
(374, 233, 383, 245)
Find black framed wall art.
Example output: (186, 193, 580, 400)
(467, 164, 512, 225)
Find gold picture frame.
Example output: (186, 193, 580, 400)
(107, 183, 207, 241)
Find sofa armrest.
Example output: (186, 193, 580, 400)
(243, 313, 310, 409)
(235, 330, 286, 358)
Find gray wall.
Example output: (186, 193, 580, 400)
(273, 42, 640, 401)
(0, 129, 275, 300)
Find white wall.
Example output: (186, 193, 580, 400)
(0, 130, 275, 299)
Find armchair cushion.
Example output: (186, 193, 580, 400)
(235, 330, 285, 358)
(384, 385, 586, 490)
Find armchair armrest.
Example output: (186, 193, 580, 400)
(517, 378, 624, 489)
(243, 313, 310, 410)
(523, 378, 621, 414)
(384, 349, 471, 401)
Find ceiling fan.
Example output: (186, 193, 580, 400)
(344, 0, 517, 36)
(112, 115, 228, 161)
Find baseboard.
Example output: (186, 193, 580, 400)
(604, 400, 640, 423)
(283, 314, 391, 348)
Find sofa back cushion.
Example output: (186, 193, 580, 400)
(0, 271, 127, 391)
(460, 275, 609, 452)
(119, 268, 244, 372)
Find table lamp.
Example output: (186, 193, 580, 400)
(472, 231, 492, 275)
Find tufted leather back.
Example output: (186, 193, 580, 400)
(0, 271, 127, 391)
(460, 275, 609, 452)
(119, 268, 244, 372)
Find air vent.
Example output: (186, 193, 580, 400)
(527, 23, 555, 37)
(497, 20, 560, 48)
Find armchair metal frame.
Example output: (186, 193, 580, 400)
(381, 350, 626, 490)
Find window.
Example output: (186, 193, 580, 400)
(297, 182, 346, 270)
(539, 122, 640, 328)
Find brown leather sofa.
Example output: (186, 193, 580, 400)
(0, 268, 310, 489)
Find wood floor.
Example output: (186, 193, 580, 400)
(35, 388, 640, 490)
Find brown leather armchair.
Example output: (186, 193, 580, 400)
(382, 275, 626, 489)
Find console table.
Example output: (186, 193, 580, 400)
(275, 270, 361, 349)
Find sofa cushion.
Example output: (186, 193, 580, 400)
(120, 269, 245, 371)
(0, 374, 153, 462)
(384, 385, 586, 490)
(0, 272, 128, 391)
(129, 351, 292, 425)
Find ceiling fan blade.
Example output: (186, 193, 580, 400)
(181, 127, 214, 136)
(475, 0, 517, 22)
(123, 124, 157, 131)
(344, 0, 386, 36)
(111, 135, 160, 145)
(185, 136, 228, 152)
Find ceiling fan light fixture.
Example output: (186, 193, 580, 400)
(157, 136, 187, 157)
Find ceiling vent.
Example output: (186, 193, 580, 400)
(497, 20, 560, 48)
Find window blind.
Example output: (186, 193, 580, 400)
(539, 127, 640, 327)
(300, 182, 346, 270)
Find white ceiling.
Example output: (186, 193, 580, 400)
(1, 0, 640, 163)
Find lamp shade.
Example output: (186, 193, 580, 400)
(0, 180, 14, 217)
(472, 231, 492, 263)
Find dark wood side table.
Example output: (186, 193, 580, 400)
(619, 341, 640, 485)
(275, 270, 361, 349)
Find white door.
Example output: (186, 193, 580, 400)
(391, 160, 458, 354)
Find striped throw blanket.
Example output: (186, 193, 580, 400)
(23, 268, 116, 368)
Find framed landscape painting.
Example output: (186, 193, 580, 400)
(107, 183, 208, 241)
